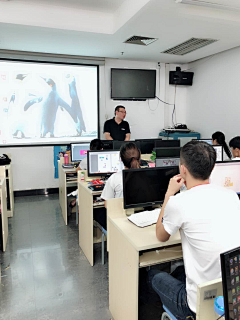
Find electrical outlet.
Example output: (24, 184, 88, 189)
(204, 289, 217, 301)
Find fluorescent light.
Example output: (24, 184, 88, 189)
(175, 0, 240, 11)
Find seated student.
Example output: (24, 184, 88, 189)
(95, 142, 141, 230)
(151, 141, 240, 319)
(212, 131, 232, 160)
(76, 138, 103, 171)
(229, 136, 240, 160)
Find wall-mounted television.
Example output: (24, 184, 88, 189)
(111, 68, 156, 101)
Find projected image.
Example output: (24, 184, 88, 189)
(0, 61, 98, 145)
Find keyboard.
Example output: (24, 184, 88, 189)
(128, 208, 161, 228)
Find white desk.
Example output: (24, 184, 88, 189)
(0, 167, 8, 252)
(58, 158, 77, 225)
(107, 198, 182, 320)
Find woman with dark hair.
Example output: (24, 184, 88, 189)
(212, 131, 232, 160)
(97, 142, 141, 230)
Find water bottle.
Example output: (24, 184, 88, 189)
(64, 153, 69, 165)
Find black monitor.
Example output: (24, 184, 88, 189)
(123, 167, 179, 209)
(154, 147, 181, 158)
(210, 161, 240, 194)
(111, 68, 156, 100)
(221, 246, 240, 320)
(135, 139, 158, 154)
(101, 140, 113, 150)
(71, 143, 90, 162)
(112, 140, 141, 151)
(87, 150, 123, 177)
(155, 140, 180, 148)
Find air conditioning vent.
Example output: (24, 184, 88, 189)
(124, 36, 158, 46)
(161, 37, 218, 55)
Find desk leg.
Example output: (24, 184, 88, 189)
(78, 185, 94, 266)
(109, 221, 139, 320)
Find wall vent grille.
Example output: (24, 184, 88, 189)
(162, 37, 218, 55)
(124, 35, 158, 46)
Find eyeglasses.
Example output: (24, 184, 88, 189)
(118, 111, 127, 114)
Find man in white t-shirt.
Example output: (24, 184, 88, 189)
(152, 140, 240, 319)
(229, 136, 240, 160)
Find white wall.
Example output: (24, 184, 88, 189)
(99, 58, 165, 140)
(186, 46, 240, 142)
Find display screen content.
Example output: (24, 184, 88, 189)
(213, 145, 223, 162)
(210, 162, 240, 194)
(221, 247, 240, 320)
(198, 139, 213, 145)
(0, 60, 98, 145)
(71, 143, 90, 162)
(123, 167, 179, 209)
(88, 150, 124, 176)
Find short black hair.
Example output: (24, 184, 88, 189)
(180, 141, 216, 180)
(115, 105, 125, 115)
(229, 136, 240, 150)
(90, 139, 103, 150)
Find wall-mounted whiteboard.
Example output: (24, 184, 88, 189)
(0, 60, 98, 145)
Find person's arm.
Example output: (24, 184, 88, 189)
(124, 133, 131, 141)
(156, 175, 184, 242)
(105, 132, 113, 140)
(76, 166, 81, 172)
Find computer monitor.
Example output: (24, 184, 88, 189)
(154, 147, 181, 158)
(101, 140, 113, 150)
(71, 143, 90, 162)
(196, 139, 213, 145)
(87, 150, 123, 177)
(155, 140, 180, 148)
(135, 139, 158, 154)
(123, 167, 179, 209)
(221, 246, 240, 320)
(213, 145, 223, 162)
(112, 140, 141, 151)
(210, 161, 240, 194)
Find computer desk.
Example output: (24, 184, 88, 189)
(58, 157, 78, 225)
(107, 197, 182, 320)
(78, 171, 105, 266)
(0, 167, 9, 252)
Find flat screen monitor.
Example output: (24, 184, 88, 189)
(221, 246, 240, 320)
(101, 140, 113, 150)
(123, 167, 179, 209)
(87, 150, 123, 177)
(111, 68, 156, 100)
(197, 139, 213, 145)
(112, 140, 141, 150)
(155, 140, 180, 148)
(155, 147, 181, 158)
(213, 145, 223, 162)
(135, 139, 157, 154)
(71, 143, 90, 162)
(210, 161, 240, 194)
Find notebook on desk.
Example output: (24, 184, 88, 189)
(128, 208, 161, 228)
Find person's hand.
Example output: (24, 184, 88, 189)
(166, 174, 185, 197)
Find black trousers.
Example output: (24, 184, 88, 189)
(93, 207, 107, 230)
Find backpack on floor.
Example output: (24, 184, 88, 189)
(0, 154, 11, 166)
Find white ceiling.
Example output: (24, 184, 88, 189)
(12, 0, 126, 12)
(1, 0, 240, 63)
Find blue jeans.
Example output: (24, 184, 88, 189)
(150, 266, 196, 320)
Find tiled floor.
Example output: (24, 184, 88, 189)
(0, 194, 111, 320)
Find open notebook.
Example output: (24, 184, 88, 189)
(128, 208, 161, 228)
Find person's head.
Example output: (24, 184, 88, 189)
(229, 136, 240, 158)
(120, 142, 141, 169)
(115, 105, 126, 120)
(90, 139, 103, 151)
(180, 141, 216, 184)
(212, 131, 232, 159)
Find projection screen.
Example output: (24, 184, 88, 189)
(0, 60, 98, 145)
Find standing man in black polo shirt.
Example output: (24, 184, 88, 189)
(104, 105, 131, 141)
